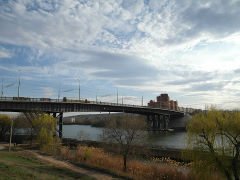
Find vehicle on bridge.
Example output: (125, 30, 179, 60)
(63, 97, 89, 103)
(40, 98, 51, 102)
(13, 97, 30, 101)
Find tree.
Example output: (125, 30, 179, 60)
(102, 114, 147, 171)
(186, 108, 240, 180)
(0, 114, 12, 141)
(33, 113, 59, 152)
(77, 130, 89, 141)
(12, 114, 30, 135)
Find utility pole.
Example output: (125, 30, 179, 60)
(58, 86, 61, 101)
(117, 88, 118, 105)
(122, 96, 123, 105)
(17, 74, 21, 98)
(1, 78, 3, 97)
(96, 89, 98, 103)
(142, 96, 143, 106)
(78, 80, 80, 100)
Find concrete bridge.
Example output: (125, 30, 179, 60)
(0, 97, 184, 137)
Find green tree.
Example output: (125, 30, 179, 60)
(0, 114, 11, 141)
(33, 113, 59, 153)
(102, 114, 147, 171)
(186, 108, 240, 180)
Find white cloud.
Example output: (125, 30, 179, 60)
(0, 47, 12, 59)
(40, 87, 55, 97)
(1, 0, 240, 109)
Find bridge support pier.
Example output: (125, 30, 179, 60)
(146, 114, 171, 131)
(58, 112, 63, 139)
(146, 115, 151, 129)
(157, 114, 161, 129)
(152, 115, 157, 130)
(163, 115, 170, 130)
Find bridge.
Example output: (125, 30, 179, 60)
(0, 97, 184, 138)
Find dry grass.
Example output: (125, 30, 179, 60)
(58, 145, 222, 180)
(152, 157, 192, 167)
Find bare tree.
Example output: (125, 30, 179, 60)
(77, 130, 89, 141)
(102, 114, 147, 171)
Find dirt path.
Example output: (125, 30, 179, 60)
(28, 151, 122, 180)
(0, 144, 5, 150)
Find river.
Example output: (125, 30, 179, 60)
(63, 125, 187, 150)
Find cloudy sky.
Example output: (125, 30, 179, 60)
(0, 0, 240, 109)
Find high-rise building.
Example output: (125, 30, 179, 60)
(148, 94, 179, 110)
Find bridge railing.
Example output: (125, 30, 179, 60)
(0, 96, 184, 112)
(0, 96, 148, 107)
(0, 96, 62, 103)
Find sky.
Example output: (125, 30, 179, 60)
(0, 0, 240, 110)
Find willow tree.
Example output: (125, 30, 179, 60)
(186, 109, 240, 180)
(33, 113, 59, 153)
(102, 114, 147, 171)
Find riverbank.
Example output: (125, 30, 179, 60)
(0, 149, 97, 180)
(0, 142, 223, 180)
(62, 138, 190, 162)
(0, 143, 189, 180)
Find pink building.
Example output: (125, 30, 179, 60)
(148, 94, 179, 110)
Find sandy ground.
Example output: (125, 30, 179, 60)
(28, 150, 122, 180)
(0, 144, 6, 150)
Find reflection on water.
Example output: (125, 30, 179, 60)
(63, 125, 103, 141)
(147, 131, 186, 149)
(63, 125, 187, 150)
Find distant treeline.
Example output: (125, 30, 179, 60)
(63, 113, 142, 127)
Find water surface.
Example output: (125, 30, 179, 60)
(63, 125, 187, 149)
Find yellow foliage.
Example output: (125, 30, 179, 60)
(186, 108, 240, 179)
(33, 113, 59, 154)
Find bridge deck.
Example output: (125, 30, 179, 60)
(0, 97, 184, 117)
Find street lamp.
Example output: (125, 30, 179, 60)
(17, 70, 21, 98)
(78, 79, 80, 101)
(57, 84, 61, 101)
(116, 88, 118, 105)
(1, 78, 3, 97)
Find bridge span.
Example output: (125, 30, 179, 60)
(0, 97, 184, 138)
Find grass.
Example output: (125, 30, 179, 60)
(0, 150, 95, 180)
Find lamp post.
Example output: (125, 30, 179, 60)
(58, 84, 61, 101)
(96, 89, 98, 103)
(1, 78, 3, 97)
(17, 71, 21, 98)
(116, 88, 118, 105)
(77, 79, 80, 101)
